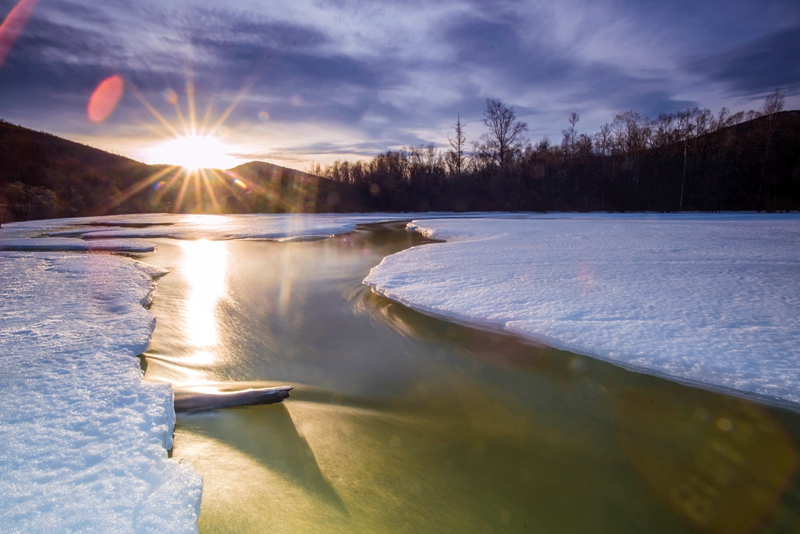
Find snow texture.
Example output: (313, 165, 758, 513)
(365, 214, 800, 408)
(0, 252, 202, 533)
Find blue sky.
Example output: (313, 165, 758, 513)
(1, 0, 798, 170)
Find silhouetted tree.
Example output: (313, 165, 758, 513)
(477, 99, 528, 167)
(447, 115, 467, 179)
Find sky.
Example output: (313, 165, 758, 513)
(0, 0, 799, 171)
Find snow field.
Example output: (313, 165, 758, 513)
(0, 252, 202, 533)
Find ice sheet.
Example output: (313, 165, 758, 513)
(0, 238, 155, 252)
(4, 212, 521, 241)
(365, 215, 800, 408)
(0, 252, 202, 532)
(26, 213, 416, 241)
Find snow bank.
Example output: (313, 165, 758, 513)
(365, 215, 800, 408)
(0, 252, 202, 532)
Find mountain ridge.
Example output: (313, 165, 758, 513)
(0, 120, 364, 221)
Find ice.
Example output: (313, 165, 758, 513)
(31, 213, 404, 241)
(365, 214, 800, 408)
(0, 238, 155, 252)
(0, 252, 201, 532)
(6, 212, 513, 242)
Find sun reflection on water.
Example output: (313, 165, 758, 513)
(180, 239, 229, 365)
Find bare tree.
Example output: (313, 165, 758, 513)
(763, 87, 785, 117)
(593, 123, 613, 156)
(447, 115, 467, 178)
(561, 112, 579, 157)
(478, 99, 528, 166)
(760, 88, 785, 210)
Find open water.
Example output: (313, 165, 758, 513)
(140, 222, 800, 534)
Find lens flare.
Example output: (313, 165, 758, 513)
(0, 0, 36, 69)
(88, 75, 124, 123)
(162, 88, 178, 105)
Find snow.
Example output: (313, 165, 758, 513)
(365, 214, 800, 409)
(0, 252, 202, 532)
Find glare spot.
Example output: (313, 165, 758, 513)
(162, 88, 178, 105)
(0, 0, 37, 69)
(87, 75, 124, 123)
(258, 111, 270, 122)
(716, 418, 734, 432)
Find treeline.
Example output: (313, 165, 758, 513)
(0, 121, 363, 222)
(310, 90, 800, 212)
(2, 91, 798, 223)
(0, 120, 159, 221)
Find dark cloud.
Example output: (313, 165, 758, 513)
(687, 24, 800, 95)
(440, 13, 573, 88)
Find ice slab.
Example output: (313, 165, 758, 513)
(0, 252, 202, 532)
(4, 212, 523, 242)
(365, 215, 800, 408)
(27, 213, 413, 241)
(0, 238, 155, 253)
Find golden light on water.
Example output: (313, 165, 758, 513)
(180, 239, 229, 364)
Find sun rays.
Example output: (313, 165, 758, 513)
(97, 78, 264, 215)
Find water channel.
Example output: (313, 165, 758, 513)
(138, 222, 800, 533)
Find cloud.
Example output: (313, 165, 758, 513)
(0, 0, 798, 167)
(687, 24, 800, 95)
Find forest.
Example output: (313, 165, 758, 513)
(0, 123, 359, 222)
(1, 89, 798, 222)
(310, 89, 800, 212)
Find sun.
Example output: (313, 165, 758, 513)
(96, 80, 263, 215)
(147, 134, 238, 170)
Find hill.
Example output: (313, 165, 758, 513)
(0, 121, 364, 222)
(315, 109, 800, 212)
